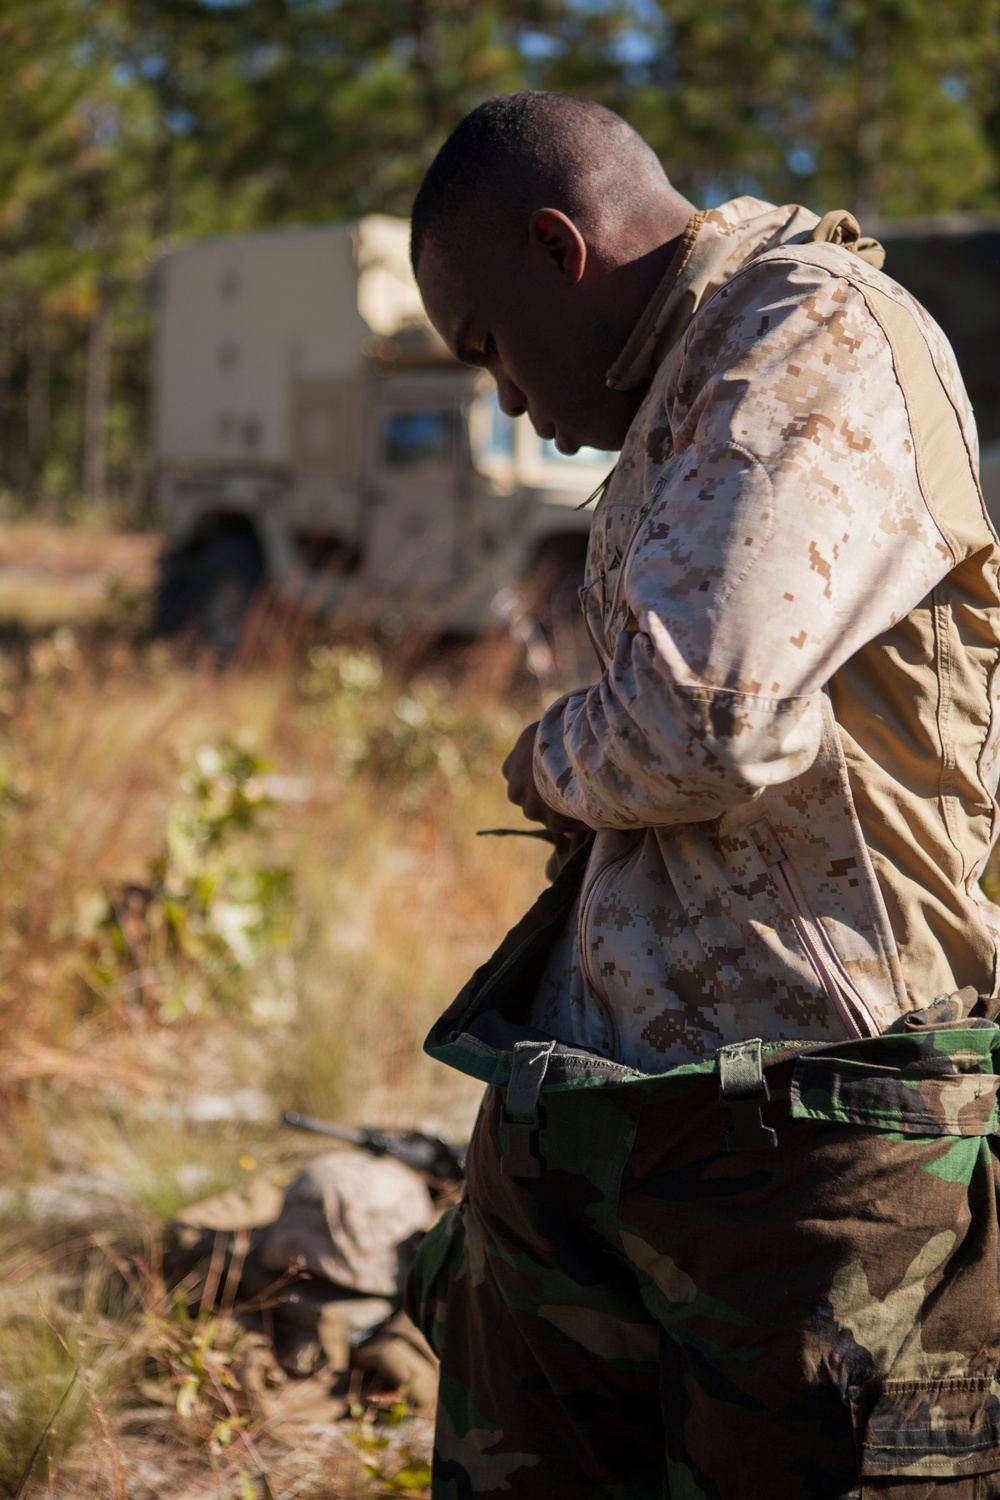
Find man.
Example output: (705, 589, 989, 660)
(406, 92, 1000, 1498)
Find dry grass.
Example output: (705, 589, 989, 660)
(0, 632, 544, 1093)
(0, 568, 553, 1494)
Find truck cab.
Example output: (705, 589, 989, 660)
(152, 216, 613, 659)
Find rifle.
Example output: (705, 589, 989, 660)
(282, 1110, 466, 1183)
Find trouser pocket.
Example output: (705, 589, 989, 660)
(850, 1376, 1000, 1497)
(402, 1199, 468, 1360)
(791, 1037, 1000, 1496)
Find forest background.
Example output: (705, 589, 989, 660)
(2, 0, 1000, 519)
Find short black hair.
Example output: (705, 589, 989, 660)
(410, 91, 663, 272)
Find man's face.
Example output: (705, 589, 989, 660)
(417, 229, 639, 455)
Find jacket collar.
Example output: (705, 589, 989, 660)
(606, 196, 885, 392)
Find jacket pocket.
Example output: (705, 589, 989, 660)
(849, 1376, 1000, 1496)
(750, 819, 880, 1040)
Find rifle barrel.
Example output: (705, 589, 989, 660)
(283, 1111, 466, 1182)
(282, 1110, 366, 1144)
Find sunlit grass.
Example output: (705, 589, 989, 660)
(0, 617, 549, 1491)
(0, 1319, 90, 1495)
(74, 1112, 272, 1231)
(0, 1248, 134, 1500)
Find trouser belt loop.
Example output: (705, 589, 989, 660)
(718, 1038, 778, 1152)
(501, 1040, 556, 1179)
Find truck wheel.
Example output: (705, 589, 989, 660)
(191, 531, 264, 662)
(153, 551, 197, 637)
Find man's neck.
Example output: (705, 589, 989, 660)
(598, 197, 697, 351)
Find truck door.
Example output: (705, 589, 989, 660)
(364, 387, 463, 596)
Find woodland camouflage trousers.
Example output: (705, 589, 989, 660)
(407, 1020, 1000, 1499)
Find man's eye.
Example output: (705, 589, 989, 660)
(483, 336, 497, 360)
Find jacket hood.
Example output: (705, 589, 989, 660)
(606, 196, 885, 392)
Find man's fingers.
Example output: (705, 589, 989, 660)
(502, 722, 541, 811)
(502, 719, 591, 836)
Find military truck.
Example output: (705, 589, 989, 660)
(151, 215, 613, 658)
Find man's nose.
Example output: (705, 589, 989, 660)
(496, 374, 527, 419)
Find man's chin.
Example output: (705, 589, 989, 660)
(541, 410, 626, 455)
(555, 416, 628, 456)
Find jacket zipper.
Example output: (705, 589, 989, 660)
(578, 842, 642, 1057)
(750, 821, 880, 1040)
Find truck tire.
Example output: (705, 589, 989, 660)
(191, 530, 265, 662)
(528, 552, 598, 690)
(152, 550, 198, 637)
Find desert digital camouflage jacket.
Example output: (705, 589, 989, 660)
(530, 196, 1000, 1068)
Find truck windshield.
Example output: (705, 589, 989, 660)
(381, 409, 457, 467)
(480, 394, 517, 460)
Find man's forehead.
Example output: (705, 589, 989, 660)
(416, 244, 489, 354)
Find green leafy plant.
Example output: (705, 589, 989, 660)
(80, 738, 292, 1021)
(301, 645, 514, 812)
(345, 1399, 432, 1496)
(0, 762, 25, 841)
(135, 1298, 282, 1492)
(138, 1299, 253, 1446)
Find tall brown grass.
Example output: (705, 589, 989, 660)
(0, 618, 551, 1494)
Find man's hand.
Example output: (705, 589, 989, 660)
(502, 722, 559, 828)
(502, 721, 590, 877)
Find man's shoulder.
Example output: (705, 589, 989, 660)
(701, 237, 911, 326)
(652, 242, 896, 415)
(740, 240, 976, 458)
(666, 237, 972, 438)
(703, 237, 950, 368)
(622, 227, 984, 571)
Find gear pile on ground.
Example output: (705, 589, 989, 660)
(164, 1146, 444, 1423)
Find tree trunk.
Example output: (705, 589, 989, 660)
(27, 310, 49, 498)
(83, 278, 113, 505)
(0, 303, 12, 493)
(152, 128, 174, 243)
(412, 0, 445, 159)
(854, 7, 887, 225)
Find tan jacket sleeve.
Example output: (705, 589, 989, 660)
(534, 256, 957, 830)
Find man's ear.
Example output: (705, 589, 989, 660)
(527, 209, 587, 284)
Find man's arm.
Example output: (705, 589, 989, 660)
(529, 256, 956, 830)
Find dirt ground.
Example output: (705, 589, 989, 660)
(0, 522, 158, 626)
